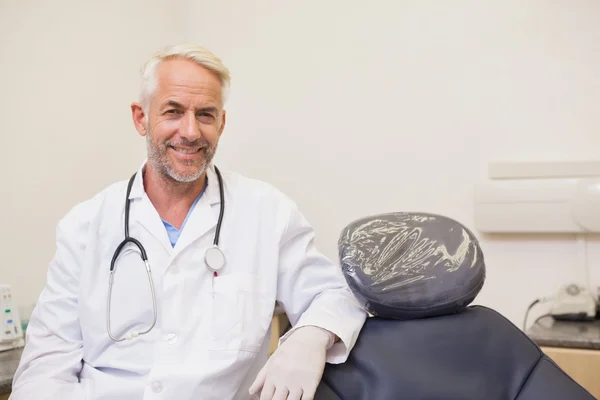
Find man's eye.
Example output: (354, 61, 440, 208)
(197, 113, 215, 121)
(166, 109, 181, 114)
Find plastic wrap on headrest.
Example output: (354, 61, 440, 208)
(338, 212, 485, 320)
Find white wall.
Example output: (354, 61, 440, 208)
(187, 0, 600, 327)
(2, 0, 600, 329)
(0, 0, 187, 315)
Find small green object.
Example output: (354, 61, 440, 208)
(4, 309, 9, 313)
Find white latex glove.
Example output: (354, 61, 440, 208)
(249, 325, 334, 400)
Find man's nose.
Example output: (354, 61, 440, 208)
(179, 111, 200, 140)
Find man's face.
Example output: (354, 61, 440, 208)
(133, 58, 226, 183)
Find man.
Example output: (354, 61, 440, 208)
(10, 44, 366, 400)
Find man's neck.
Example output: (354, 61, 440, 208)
(143, 165, 207, 229)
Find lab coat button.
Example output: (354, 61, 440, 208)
(166, 333, 177, 344)
(151, 381, 163, 393)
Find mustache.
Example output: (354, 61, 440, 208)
(165, 137, 211, 148)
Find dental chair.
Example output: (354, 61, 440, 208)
(314, 212, 595, 400)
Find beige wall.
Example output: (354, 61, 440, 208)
(2, 0, 600, 330)
(186, 0, 600, 327)
(0, 0, 186, 316)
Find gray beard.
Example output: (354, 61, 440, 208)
(145, 125, 216, 183)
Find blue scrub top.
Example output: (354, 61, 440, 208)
(162, 180, 208, 247)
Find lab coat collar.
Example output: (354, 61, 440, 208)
(128, 160, 222, 207)
(126, 160, 223, 259)
(127, 161, 146, 200)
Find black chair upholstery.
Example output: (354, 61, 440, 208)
(315, 212, 595, 400)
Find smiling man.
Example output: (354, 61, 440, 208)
(10, 44, 366, 400)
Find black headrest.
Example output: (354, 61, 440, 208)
(338, 212, 485, 320)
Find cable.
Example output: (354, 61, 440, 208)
(523, 297, 554, 331)
(523, 299, 540, 331)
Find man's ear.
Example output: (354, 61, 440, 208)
(218, 109, 227, 136)
(131, 102, 148, 137)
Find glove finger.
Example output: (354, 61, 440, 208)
(249, 365, 268, 395)
(272, 386, 290, 400)
(287, 388, 303, 400)
(259, 382, 276, 400)
(300, 379, 320, 400)
(301, 386, 315, 400)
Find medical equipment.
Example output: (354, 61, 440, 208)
(0, 284, 25, 352)
(107, 166, 226, 342)
(550, 284, 597, 321)
(523, 283, 598, 330)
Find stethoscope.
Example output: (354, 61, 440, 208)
(106, 166, 226, 342)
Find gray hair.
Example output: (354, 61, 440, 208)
(139, 43, 231, 111)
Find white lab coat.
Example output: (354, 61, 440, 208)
(10, 163, 367, 400)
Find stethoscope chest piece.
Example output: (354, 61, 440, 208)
(205, 245, 226, 272)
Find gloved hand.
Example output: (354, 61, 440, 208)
(249, 325, 334, 400)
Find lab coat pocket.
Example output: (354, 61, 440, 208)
(211, 273, 270, 353)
